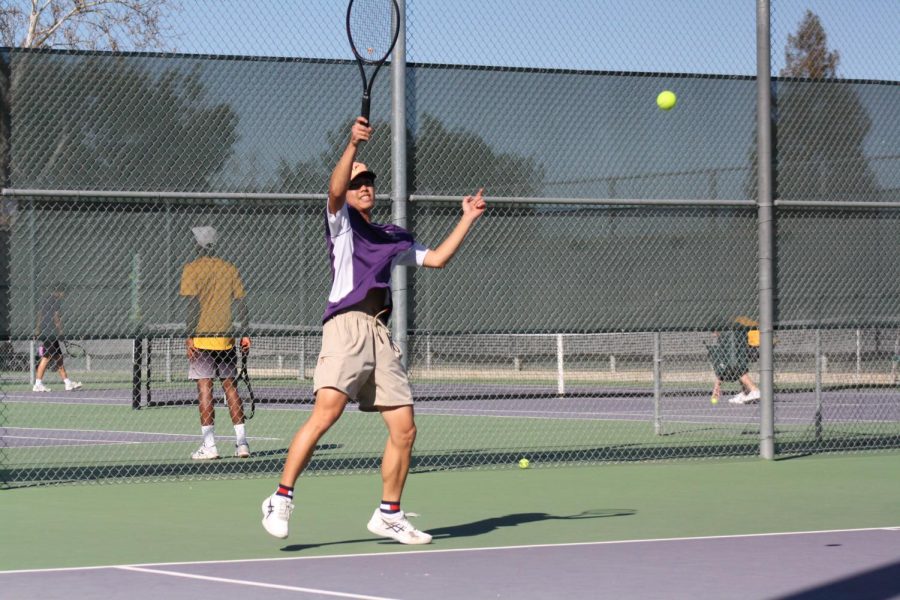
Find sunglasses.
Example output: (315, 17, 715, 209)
(348, 178, 375, 190)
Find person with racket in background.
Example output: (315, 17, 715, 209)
(260, 116, 487, 544)
(180, 226, 252, 460)
(708, 317, 761, 405)
(32, 282, 82, 392)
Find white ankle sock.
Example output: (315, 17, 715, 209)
(201, 425, 215, 448)
(234, 423, 246, 446)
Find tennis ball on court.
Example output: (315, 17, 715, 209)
(657, 90, 677, 110)
(518, 458, 530, 469)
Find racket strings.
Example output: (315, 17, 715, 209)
(348, 0, 397, 62)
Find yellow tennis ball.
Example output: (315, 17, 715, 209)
(657, 90, 677, 110)
(711, 395, 719, 405)
(518, 458, 530, 469)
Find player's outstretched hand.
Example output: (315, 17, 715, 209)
(350, 117, 372, 147)
(462, 188, 486, 222)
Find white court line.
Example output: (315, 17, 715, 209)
(4, 393, 132, 403)
(2, 435, 140, 445)
(1, 525, 896, 575)
(116, 566, 400, 600)
(1, 427, 280, 441)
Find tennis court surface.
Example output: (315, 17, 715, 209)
(2, 453, 898, 599)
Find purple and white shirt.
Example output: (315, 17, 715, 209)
(323, 203, 428, 323)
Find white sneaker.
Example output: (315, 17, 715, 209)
(234, 443, 251, 458)
(728, 391, 760, 405)
(261, 494, 294, 539)
(366, 509, 432, 545)
(32, 382, 51, 392)
(65, 381, 83, 391)
(728, 392, 748, 404)
(191, 445, 220, 460)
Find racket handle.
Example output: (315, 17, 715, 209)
(360, 94, 370, 123)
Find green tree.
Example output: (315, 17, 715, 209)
(276, 113, 544, 198)
(10, 52, 237, 191)
(773, 10, 878, 201)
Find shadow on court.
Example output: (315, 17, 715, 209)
(280, 508, 636, 552)
(775, 558, 900, 600)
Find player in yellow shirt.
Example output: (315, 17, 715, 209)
(180, 226, 252, 460)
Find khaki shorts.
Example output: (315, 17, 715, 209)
(313, 311, 413, 412)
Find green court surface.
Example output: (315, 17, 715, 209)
(1, 452, 898, 572)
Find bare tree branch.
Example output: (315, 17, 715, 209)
(3, 0, 179, 51)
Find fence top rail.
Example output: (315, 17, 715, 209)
(10, 189, 900, 209)
(2, 188, 760, 206)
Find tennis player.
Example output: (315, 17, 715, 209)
(709, 318, 761, 405)
(180, 226, 252, 460)
(262, 117, 486, 543)
(32, 283, 82, 392)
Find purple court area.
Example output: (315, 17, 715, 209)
(1, 528, 898, 599)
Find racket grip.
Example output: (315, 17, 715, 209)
(360, 94, 370, 123)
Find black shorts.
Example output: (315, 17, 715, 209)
(40, 340, 63, 360)
(707, 331, 750, 383)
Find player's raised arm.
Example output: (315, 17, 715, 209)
(328, 117, 372, 215)
(422, 188, 487, 268)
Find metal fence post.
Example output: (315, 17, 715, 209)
(757, 0, 776, 459)
(391, 0, 409, 367)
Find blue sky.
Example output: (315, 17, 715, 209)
(164, 0, 900, 80)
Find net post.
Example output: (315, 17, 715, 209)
(814, 329, 823, 442)
(146, 336, 152, 406)
(556, 334, 565, 396)
(856, 329, 862, 377)
(299, 335, 306, 380)
(29, 339, 35, 385)
(653, 332, 662, 435)
(131, 337, 142, 410)
(892, 332, 899, 384)
(165, 337, 172, 383)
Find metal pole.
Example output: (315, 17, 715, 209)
(653, 332, 662, 435)
(757, 0, 776, 459)
(29, 339, 35, 385)
(556, 334, 565, 396)
(390, 0, 409, 367)
(131, 337, 142, 410)
(814, 330, 823, 442)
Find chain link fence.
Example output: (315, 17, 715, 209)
(1, 1, 899, 486)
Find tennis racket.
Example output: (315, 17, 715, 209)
(61, 340, 86, 359)
(346, 0, 401, 122)
(236, 348, 256, 420)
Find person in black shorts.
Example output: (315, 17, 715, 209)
(33, 283, 82, 392)
(708, 317, 760, 405)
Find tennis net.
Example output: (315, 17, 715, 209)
(133, 326, 900, 409)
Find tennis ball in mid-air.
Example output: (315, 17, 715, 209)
(657, 90, 677, 110)
(711, 395, 719, 405)
(518, 458, 530, 469)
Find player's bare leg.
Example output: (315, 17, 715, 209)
(197, 378, 215, 426)
(280, 387, 348, 486)
(262, 387, 347, 538)
(222, 378, 244, 424)
(378, 405, 416, 501)
(366, 404, 431, 544)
